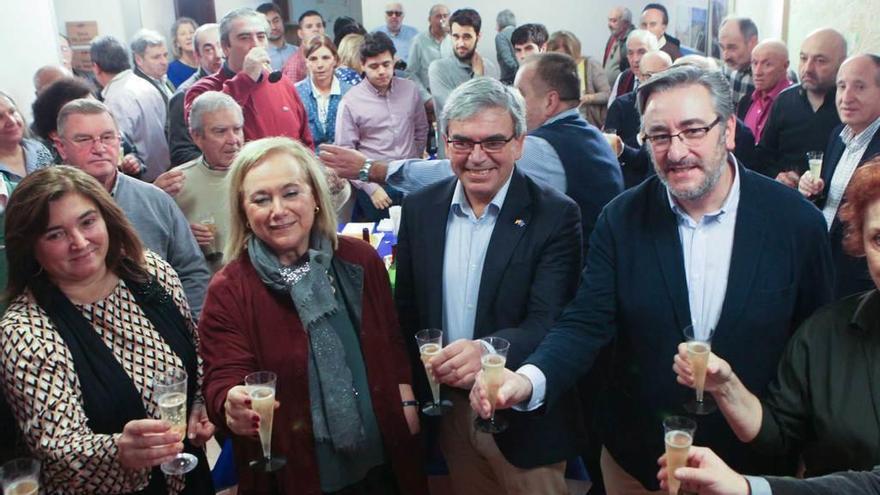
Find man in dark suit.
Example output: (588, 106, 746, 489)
(799, 53, 880, 298)
(395, 77, 584, 495)
(472, 65, 833, 492)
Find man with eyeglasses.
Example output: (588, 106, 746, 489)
(395, 76, 583, 495)
(52, 98, 210, 318)
(470, 65, 833, 494)
(374, 2, 419, 65)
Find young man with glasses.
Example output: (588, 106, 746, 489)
(374, 2, 419, 64)
(395, 76, 584, 495)
(473, 65, 834, 494)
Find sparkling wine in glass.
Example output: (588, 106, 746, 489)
(663, 415, 697, 495)
(153, 368, 198, 475)
(683, 324, 717, 415)
(474, 336, 510, 434)
(415, 329, 452, 416)
(245, 371, 287, 472)
(0, 458, 39, 495)
(807, 151, 823, 179)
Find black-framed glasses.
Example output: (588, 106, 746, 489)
(447, 135, 516, 153)
(66, 133, 121, 149)
(385, 10, 403, 16)
(642, 117, 722, 150)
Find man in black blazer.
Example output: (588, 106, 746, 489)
(473, 66, 833, 492)
(396, 77, 584, 494)
(799, 53, 880, 298)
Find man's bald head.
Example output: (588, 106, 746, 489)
(638, 50, 672, 82)
(751, 40, 789, 92)
(799, 28, 847, 94)
(33, 65, 71, 95)
(836, 53, 880, 135)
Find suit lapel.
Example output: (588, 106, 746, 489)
(424, 180, 457, 327)
(649, 182, 692, 331)
(472, 171, 532, 338)
(715, 167, 766, 337)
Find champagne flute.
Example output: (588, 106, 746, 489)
(474, 336, 510, 434)
(245, 371, 287, 472)
(414, 329, 452, 416)
(0, 458, 39, 495)
(153, 368, 199, 475)
(663, 416, 697, 495)
(807, 151, 823, 180)
(682, 324, 717, 415)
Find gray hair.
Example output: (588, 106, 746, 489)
(189, 91, 244, 135)
(720, 17, 758, 42)
(193, 23, 219, 56)
(130, 29, 166, 57)
(496, 9, 516, 29)
(627, 29, 659, 51)
(636, 65, 734, 122)
(57, 98, 118, 138)
(90, 35, 131, 74)
(620, 7, 633, 23)
(440, 77, 526, 137)
(220, 7, 269, 46)
(428, 4, 447, 17)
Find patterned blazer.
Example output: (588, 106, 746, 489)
(295, 74, 354, 148)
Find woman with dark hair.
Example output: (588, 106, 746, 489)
(199, 137, 427, 494)
(168, 17, 200, 88)
(295, 35, 353, 147)
(30, 77, 145, 175)
(0, 166, 214, 493)
(333, 16, 366, 48)
(673, 158, 880, 477)
(0, 90, 53, 182)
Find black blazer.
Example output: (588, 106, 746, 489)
(605, 91, 640, 149)
(525, 164, 834, 488)
(395, 168, 585, 469)
(816, 124, 880, 298)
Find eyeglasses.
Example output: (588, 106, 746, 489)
(66, 132, 120, 149)
(447, 135, 516, 153)
(642, 117, 721, 151)
(385, 10, 403, 16)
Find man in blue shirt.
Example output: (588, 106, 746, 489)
(374, 2, 419, 64)
(395, 77, 583, 495)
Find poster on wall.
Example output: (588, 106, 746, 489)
(674, 0, 731, 56)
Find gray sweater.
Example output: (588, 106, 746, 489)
(113, 173, 210, 318)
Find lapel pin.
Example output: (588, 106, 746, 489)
(514, 219, 526, 228)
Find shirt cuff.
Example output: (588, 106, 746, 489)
(385, 159, 405, 184)
(744, 475, 773, 495)
(512, 364, 546, 412)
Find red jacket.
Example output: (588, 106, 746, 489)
(198, 237, 426, 494)
(185, 66, 314, 148)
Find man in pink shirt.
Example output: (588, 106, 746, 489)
(738, 40, 791, 143)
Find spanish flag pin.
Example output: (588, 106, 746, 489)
(514, 219, 526, 227)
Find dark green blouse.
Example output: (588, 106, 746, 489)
(753, 290, 880, 477)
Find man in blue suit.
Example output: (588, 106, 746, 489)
(472, 65, 834, 492)
(396, 77, 584, 494)
(799, 53, 880, 298)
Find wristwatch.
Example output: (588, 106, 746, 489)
(358, 159, 375, 182)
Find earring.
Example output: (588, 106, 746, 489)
(315, 206, 320, 213)
(245, 221, 251, 229)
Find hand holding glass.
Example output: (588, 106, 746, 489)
(245, 371, 287, 472)
(474, 336, 510, 434)
(807, 151, 823, 180)
(414, 329, 452, 416)
(153, 368, 199, 475)
(0, 458, 39, 495)
(683, 325, 717, 415)
(663, 416, 697, 495)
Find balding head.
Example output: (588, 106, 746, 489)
(836, 54, 880, 135)
(718, 17, 758, 70)
(751, 40, 789, 92)
(385, 2, 405, 32)
(673, 54, 720, 71)
(799, 28, 847, 94)
(33, 65, 71, 95)
(638, 50, 672, 82)
(608, 6, 632, 35)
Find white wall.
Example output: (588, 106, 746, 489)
(5, 0, 64, 121)
(215, 0, 265, 20)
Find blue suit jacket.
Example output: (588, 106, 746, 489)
(395, 168, 586, 469)
(815, 124, 880, 298)
(525, 163, 834, 489)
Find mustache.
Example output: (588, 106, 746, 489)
(664, 157, 703, 170)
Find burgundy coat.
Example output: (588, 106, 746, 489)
(198, 237, 427, 494)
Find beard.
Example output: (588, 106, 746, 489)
(651, 132, 729, 201)
(455, 45, 476, 62)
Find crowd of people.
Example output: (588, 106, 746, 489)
(0, 1, 878, 495)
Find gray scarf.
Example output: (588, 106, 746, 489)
(247, 234, 366, 453)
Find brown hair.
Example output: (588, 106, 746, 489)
(839, 157, 880, 257)
(4, 166, 148, 300)
(304, 34, 339, 61)
(547, 30, 582, 61)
